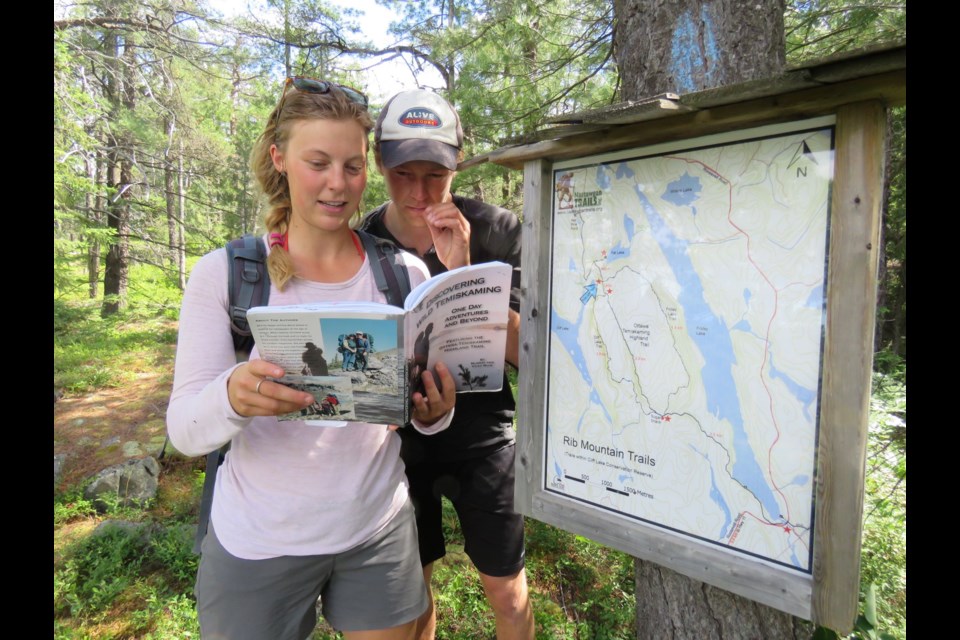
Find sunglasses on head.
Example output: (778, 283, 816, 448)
(274, 76, 369, 126)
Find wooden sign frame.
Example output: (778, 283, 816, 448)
(512, 92, 891, 632)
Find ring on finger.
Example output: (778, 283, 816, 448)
(255, 379, 266, 395)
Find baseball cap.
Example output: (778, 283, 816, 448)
(375, 89, 463, 170)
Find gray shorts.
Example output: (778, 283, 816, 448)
(195, 500, 428, 639)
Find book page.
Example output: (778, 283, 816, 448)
(247, 305, 408, 425)
(404, 262, 512, 394)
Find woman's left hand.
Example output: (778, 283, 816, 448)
(411, 361, 457, 425)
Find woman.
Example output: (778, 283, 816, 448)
(166, 77, 456, 640)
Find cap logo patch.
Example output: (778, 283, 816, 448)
(398, 108, 442, 129)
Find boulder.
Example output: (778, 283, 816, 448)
(83, 456, 160, 512)
(54, 454, 67, 486)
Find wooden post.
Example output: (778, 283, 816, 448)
(812, 100, 886, 633)
(516, 159, 553, 509)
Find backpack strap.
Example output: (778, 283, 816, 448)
(226, 235, 271, 356)
(193, 446, 227, 554)
(357, 229, 411, 307)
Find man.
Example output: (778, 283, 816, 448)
(411, 322, 434, 396)
(301, 341, 329, 376)
(358, 89, 533, 640)
(355, 331, 370, 372)
(341, 333, 357, 371)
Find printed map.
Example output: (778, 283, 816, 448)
(545, 120, 835, 571)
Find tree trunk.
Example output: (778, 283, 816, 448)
(177, 142, 186, 290)
(102, 150, 131, 316)
(613, 0, 786, 100)
(635, 562, 813, 639)
(165, 117, 177, 272)
(86, 147, 102, 299)
(102, 27, 136, 317)
(612, 2, 807, 636)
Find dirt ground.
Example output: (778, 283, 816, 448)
(54, 370, 175, 491)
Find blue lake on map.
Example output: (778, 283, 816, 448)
(662, 173, 702, 207)
(693, 445, 734, 539)
(607, 244, 630, 262)
(550, 306, 614, 432)
(632, 181, 783, 523)
(551, 309, 592, 388)
(805, 283, 825, 308)
(786, 474, 810, 487)
(596, 164, 612, 189)
(624, 214, 636, 241)
(768, 353, 818, 423)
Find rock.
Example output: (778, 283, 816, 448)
(101, 435, 121, 448)
(54, 454, 67, 485)
(83, 457, 161, 512)
(122, 441, 145, 457)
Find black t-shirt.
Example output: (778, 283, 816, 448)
(358, 195, 522, 462)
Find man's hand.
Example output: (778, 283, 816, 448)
(411, 361, 457, 425)
(426, 200, 471, 269)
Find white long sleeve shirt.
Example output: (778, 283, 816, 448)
(167, 239, 448, 559)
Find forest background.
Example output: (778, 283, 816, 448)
(53, 1, 906, 638)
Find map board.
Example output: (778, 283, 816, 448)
(544, 116, 835, 576)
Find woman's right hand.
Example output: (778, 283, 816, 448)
(227, 359, 315, 417)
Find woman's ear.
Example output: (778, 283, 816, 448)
(270, 144, 285, 174)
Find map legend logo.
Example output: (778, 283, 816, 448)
(556, 170, 604, 211)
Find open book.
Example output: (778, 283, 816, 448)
(246, 261, 513, 426)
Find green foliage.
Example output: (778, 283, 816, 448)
(380, 0, 616, 137)
(858, 369, 906, 638)
(814, 585, 898, 640)
(55, 259, 181, 394)
(432, 557, 498, 638)
(56, 525, 148, 617)
(141, 593, 201, 639)
(54, 297, 178, 394)
(55, 520, 201, 636)
(526, 523, 636, 639)
(54, 490, 98, 526)
(785, 0, 906, 63)
(875, 106, 906, 361)
(146, 526, 201, 587)
(816, 366, 906, 640)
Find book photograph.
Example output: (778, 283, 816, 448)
(276, 375, 357, 422)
